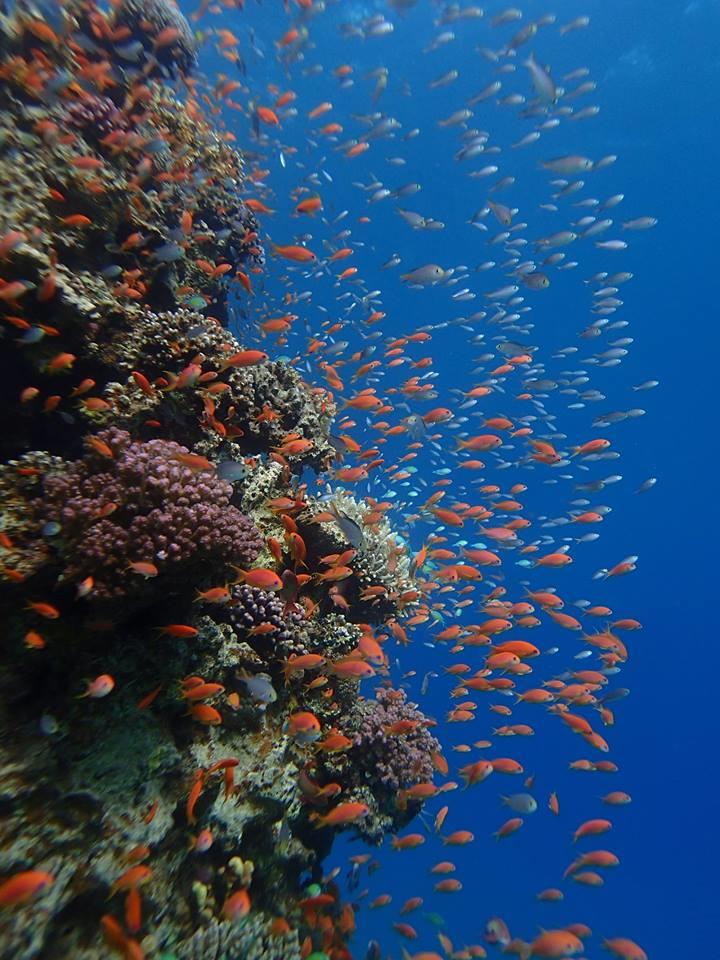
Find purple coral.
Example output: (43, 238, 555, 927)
(227, 584, 306, 656)
(63, 95, 126, 139)
(40, 428, 262, 598)
(351, 688, 440, 792)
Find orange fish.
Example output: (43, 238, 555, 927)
(494, 817, 523, 839)
(219, 349, 268, 369)
(223, 888, 251, 920)
(312, 802, 370, 828)
(295, 196, 323, 216)
(528, 930, 584, 957)
(0, 871, 54, 906)
(81, 674, 115, 698)
(233, 567, 283, 591)
(190, 704, 222, 725)
(255, 106, 279, 125)
(271, 243, 316, 262)
(111, 865, 152, 895)
(391, 833, 425, 850)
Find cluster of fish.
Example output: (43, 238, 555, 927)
(0, 0, 656, 958)
(191, 1, 655, 958)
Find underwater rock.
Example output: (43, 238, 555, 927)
(175, 916, 301, 960)
(0, 453, 62, 580)
(111, 0, 197, 77)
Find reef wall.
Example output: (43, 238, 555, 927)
(0, 2, 438, 958)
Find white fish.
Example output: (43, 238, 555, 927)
(491, 8, 523, 27)
(560, 15, 590, 34)
(622, 217, 658, 230)
(400, 264, 447, 285)
(523, 52, 556, 102)
(595, 240, 628, 250)
(542, 155, 594, 174)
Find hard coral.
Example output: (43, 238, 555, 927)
(39, 428, 262, 598)
(297, 490, 416, 622)
(227, 584, 306, 658)
(92, 308, 336, 470)
(313, 687, 439, 843)
(63, 94, 126, 140)
(113, 0, 197, 76)
(349, 688, 439, 794)
(175, 916, 301, 960)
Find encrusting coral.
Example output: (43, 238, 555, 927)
(0, 1, 436, 958)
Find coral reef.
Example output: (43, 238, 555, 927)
(0, 2, 427, 957)
(112, 0, 197, 77)
(295, 490, 418, 623)
(88, 307, 336, 470)
(175, 916, 301, 960)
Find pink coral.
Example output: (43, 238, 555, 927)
(351, 688, 439, 792)
(40, 428, 262, 598)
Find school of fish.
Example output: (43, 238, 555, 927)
(0, 0, 657, 958)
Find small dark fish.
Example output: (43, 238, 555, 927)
(404, 415, 427, 440)
(152, 243, 185, 263)
(599, 687, 630, 703)
(332, 508, 364, 549)
(115, 41, 144, 62)
(143, 138, 170, 154)
(100, 265, 123, 279)
(365, 941, 381, 960)
(217, 461, 250, 483)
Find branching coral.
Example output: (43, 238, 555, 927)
(314, 688, 441, 842)
(39, 428, 262, 598)
(350, 688, 440, 793)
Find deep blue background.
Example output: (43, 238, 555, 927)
(184, 0, 719, 955)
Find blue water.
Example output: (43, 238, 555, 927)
(187, 0, 717, 956)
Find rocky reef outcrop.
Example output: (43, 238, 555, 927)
(0, 3, 436, 959)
